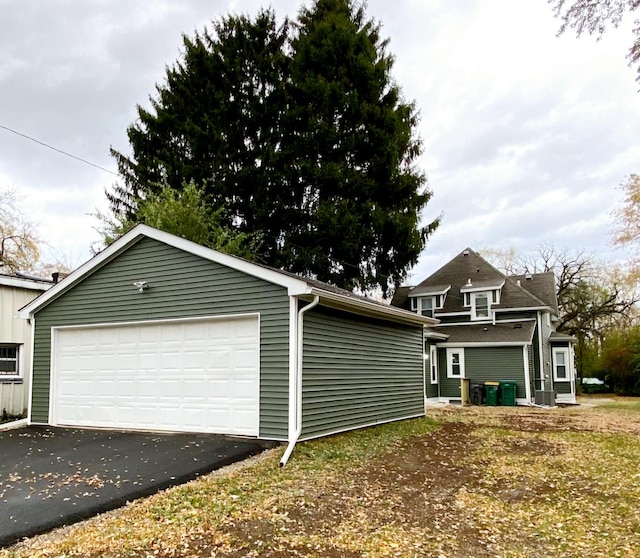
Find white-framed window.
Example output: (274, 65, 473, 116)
(430, 345, 438, 384)
(411, 296, 439, 317)
(471, 292, 490, 320)
(0, 345, 20, 378)
(420, 297, 434, 318)
(553, 347, 570, 382)
(446, 348, 465, 378)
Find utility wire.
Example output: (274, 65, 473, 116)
(0, 123, 119, 177)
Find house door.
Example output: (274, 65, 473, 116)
(552, 347, 575, 399)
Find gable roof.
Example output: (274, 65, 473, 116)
(395, 248, 555, 314)
(19, 225, 436, 327)
(510, 272, 559, 315)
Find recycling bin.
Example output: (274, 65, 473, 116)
(500, 381, 517, 406)
(484, 381, 500, 406)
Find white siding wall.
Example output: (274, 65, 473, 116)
(1, 286, 44, 416)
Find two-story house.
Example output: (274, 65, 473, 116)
(391, 248, 577, 405)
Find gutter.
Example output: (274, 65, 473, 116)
(280, 295, 320, 467)
(307, 287, 437, 327)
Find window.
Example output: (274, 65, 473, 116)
(420, 297, 434, 318)
(446, 348, 465, 378)
(430, 345, 438, 384)
(0, 345, 19, 377)
(471, 292, 490, 320)
(464, 293, 471, 307)
(553, 348, 570, 382)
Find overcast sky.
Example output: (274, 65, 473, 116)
(1, 0, 639, 283)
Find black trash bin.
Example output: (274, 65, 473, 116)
(471, 383, 483, 405)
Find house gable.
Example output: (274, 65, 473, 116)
(393, 247, 574, 404)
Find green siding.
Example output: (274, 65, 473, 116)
(528, 344, 536, 396)
(425, 341, 439, 398)
(300, 307, 424, 439)
(439, 349, 461, 398)
(438, 346, 527, 399)
(31, 237, 290, 439)
(554, 381, 572, 394)
(465, 347, 527, 399)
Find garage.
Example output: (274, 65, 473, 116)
(51, 315, 260, 436)
(20, 225, 434, 454)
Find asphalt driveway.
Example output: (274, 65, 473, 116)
(0, 426, 268, 547)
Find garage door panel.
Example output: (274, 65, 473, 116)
(52, 316, 260, 436)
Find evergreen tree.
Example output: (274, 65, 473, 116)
(108, 1, 439, 293)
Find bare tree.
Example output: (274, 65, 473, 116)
(550, 0, 640, 84)
(0, 188, 40, 273)
(484, 244, 638, 375)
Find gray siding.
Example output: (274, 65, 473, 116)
(31, 237, 290, 439)
(465, 347, 527, 399)
(300, 307, 424, 440)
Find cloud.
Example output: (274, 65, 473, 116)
(0, 0, 639, 281)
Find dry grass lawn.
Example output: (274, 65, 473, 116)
(2, 396, 640, 557)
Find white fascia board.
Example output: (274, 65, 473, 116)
(435, 341, 531, 348)
(435, 311, 471, 317)
(307, 287, 438, 327)
(0, 277, 52, 291)
(460, 280, 505, 293)
(497, 306, 552, 313)
(19, 224, 310, 318)
(408, 285, 451, 298)
(425, 330, 449, 340)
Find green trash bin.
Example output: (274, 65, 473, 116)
(500, 381, 517, 406)
(484, 381, 500, 406)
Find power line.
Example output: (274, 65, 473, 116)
(0, 123, 119, 177)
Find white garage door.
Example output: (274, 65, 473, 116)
(51, 315, 260, 436)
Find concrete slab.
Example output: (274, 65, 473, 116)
(0, 426, 269, 547)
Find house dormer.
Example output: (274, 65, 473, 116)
(408, 285, 451, 318)
(460, 279, 505, 320)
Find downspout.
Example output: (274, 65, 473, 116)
(536, 311, 545, 391)
(280, 295, 320, 467)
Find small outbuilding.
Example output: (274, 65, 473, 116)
(19, 225, 435, 462)
(0, 273, 52, 417)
